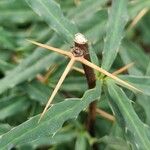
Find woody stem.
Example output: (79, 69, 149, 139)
(74, 37, 97, 149)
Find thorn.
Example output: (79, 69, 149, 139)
(27, 39, 73, 58)
(96, 108, 115, 122)
(42, 65, 57, 83)
(128, 8, 149, 31)
(112, 62, 134, 75)
(36, 65, 57, 83)
(76, 57, 142, 93)
(38, 58, 75, 122)
(72, 66, 84, 74)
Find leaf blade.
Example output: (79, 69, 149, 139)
(101, 0, 128, 71)
(106, 80, 150, 150)
(25, 0, 78, 43)
(0, 83, 101, 149)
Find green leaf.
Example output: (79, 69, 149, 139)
(25, 0, 78, 43)
(137, 61, 150, 125)
(120, 40, 149, 75)
(101, 0, 128, 71)
(0, 0, 105, 95)
(0, 96, 30, 120)
(128, 0, 150, 19)
(99, 136, 131, 150)
(0, 59, 14, 72)
(0, 27, 16, 50)
(0, 0, 39, 24)
(137, 95, 150, 125)
(79, 10, 107, 44)
(0, 84, 101, 149)
(23, 80, 51, 105)
(146, 61, 150, 76)
(119, 75, 150, 96)
(62, 76, 86, 92)
(68, 0, 106, 22)
(0, 53, 63, 95)
(19, 130, 76, 148)
(0, 124, 12, 135)
(75, 134, 87, 150)
(106, 80, 150, 150)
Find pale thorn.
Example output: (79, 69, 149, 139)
(76, 57, 142, 93)
(128, 8, 149, 31)
(27, 39, 73, 58)
(112, 62, 134, 75)
(72, 66, 85, 74)
(42, 65, 57, 83)
(72, 62, 134, 75)
(38, 58, 75, 122)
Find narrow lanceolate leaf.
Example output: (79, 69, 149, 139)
(120, 40, 149, 75)
(0, 124, 12, 135)
(137, 62, 150, 125)
(0, 97, 30, 120)
(21, 131, 76, 148)
(101, 0, 128, 71)
(119, 75, 150, 96)
(0, 53, 60, 94)
(23, 80, 52, 105)
(68, 0, 106, 21)
(75, 134, 87, 150)
(128, 0, 150, 19)
(25, 0, 78, 43)
(99, 136, 130, 150)
(106, 80, 150, 150)
(146, 61, 150, 75)
(0, 84, 101, 149)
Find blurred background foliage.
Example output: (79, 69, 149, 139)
(0, 0, 150, 149)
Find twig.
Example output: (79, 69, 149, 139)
(73, 33, 97, 138)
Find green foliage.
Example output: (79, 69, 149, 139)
(26, 0, 78, 43)
(0, 0, 150, 149)
(106, 80, 150, 150)
(101, 0, 128, 71)
(0, 84, 101, 149)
